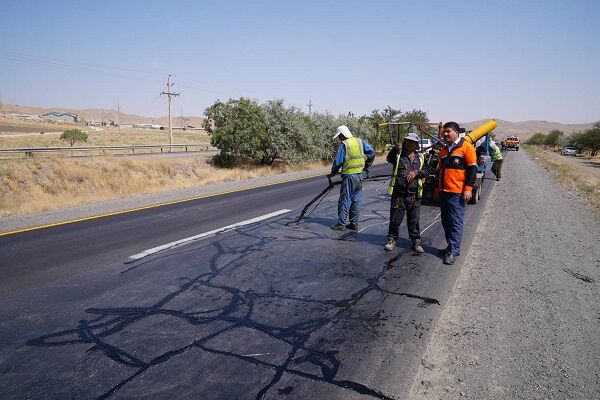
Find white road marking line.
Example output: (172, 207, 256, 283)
(128, 209, 291, 261)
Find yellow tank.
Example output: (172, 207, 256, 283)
(464, 119, 497, 144)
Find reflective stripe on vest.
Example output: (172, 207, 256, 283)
(490, 146, 503, 161)
(417, 153, 424, 199)
(341, 137, 366, 175)
(387, 152, 425, 198)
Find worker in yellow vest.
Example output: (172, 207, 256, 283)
(384, 132, 431, 253)
(327, 125, 375, 231)
(489, 140, 503, 181)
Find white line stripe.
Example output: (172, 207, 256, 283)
(128, 209, 291, 261)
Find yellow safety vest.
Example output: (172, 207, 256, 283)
(490, 145, 503, 161)
(417, 153, 424, 198)
(341, 137, 366, 175)
(388, 153, 425, 198)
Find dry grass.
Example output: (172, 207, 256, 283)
(0, 118, 210, 149)
(0, 156, 331, 217)
(526, 145, 600, 215)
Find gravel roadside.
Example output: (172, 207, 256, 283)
(409, 149, 600, 399)
(540, 150, 600, 179)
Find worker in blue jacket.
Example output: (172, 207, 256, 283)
(327, 125, 376, 231)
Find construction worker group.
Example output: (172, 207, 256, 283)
(329, 122, 483, 265)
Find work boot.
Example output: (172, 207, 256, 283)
(443, 254, 456, 265)
(346, 223, 358, 231)
(439, 246, 459, 257)
(384, 238, 395, 251)
(331, 223, 346, 231)
(412, 239, 424, 254)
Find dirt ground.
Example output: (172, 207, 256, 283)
(0, 118, 210, 148)
(540, 150, 600, 179)
(409, 149, 600, 399)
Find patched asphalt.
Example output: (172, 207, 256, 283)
(0, 176, 493, 399)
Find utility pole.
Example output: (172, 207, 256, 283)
(307, 99, 313, 115)
(116, 101, 121, 133)
(160, 74, 180, 150)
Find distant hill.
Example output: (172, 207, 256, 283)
(0, 103, 205, 128)
(460, 119, 597, 140)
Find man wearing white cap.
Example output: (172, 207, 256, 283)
(384, 132, 431, 253)
(327, 125, 376, 231)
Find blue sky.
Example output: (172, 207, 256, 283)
(1, 0, 598, 123)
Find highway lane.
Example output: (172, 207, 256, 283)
(0, 163, 388, 296)
(0, 158, 500, 399)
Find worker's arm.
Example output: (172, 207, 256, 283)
(363, 140, 376, 170)
(328, 145, 345, 176)
(416, 163, 432, 179)
(463, 144, 478, 196)
(386, 146, 399, 164)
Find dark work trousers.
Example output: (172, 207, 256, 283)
(439, 191, 466, 256)
(491, 159, 503, 180)
(337, 174, 362, 225)
(387, 192, 421, 242)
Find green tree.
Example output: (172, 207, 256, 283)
(544, 129, 564, 147)
(60, 129, 88, 147)
(573, 122, 600, 156)
(204, 98, 268, 165)
(526, 132, 546, 145)
(262, 99, 316, 164)
(363, 107, 402, 149)
(308, 111, 338, 160)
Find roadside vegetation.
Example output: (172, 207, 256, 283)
(0, 155, 331, 217)
(525, 145, 600, 215)
(525, 122, 600, 156)
(0, 99, 428, 217)
(204, 98, 429, 167)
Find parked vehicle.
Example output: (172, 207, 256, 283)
(506, 136, 520, 151)
(561, 146, 577, 156)
(419, 138, 433, 151)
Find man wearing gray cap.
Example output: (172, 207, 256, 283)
(327, 125, 376, 231)
(384, 132, 431, 253)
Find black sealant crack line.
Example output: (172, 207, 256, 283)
(563, 268, 595, 283)
(27, 185, 439, 400)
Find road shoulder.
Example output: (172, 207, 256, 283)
(0, 165, 334, 234)
(409, 149, 600, 399)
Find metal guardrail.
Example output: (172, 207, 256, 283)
(0, 144, 215, 158)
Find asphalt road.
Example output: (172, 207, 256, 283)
(0, 161, 497, 399)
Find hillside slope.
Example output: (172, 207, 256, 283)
(461, 119, 596, 140)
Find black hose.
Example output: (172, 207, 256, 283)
(285, 173, 391, 226)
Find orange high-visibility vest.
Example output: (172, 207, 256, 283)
(438, 139, 477, 193)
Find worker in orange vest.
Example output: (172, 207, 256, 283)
(438, 122, 477, 265)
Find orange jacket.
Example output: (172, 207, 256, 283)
(438, 139, 477, 193)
